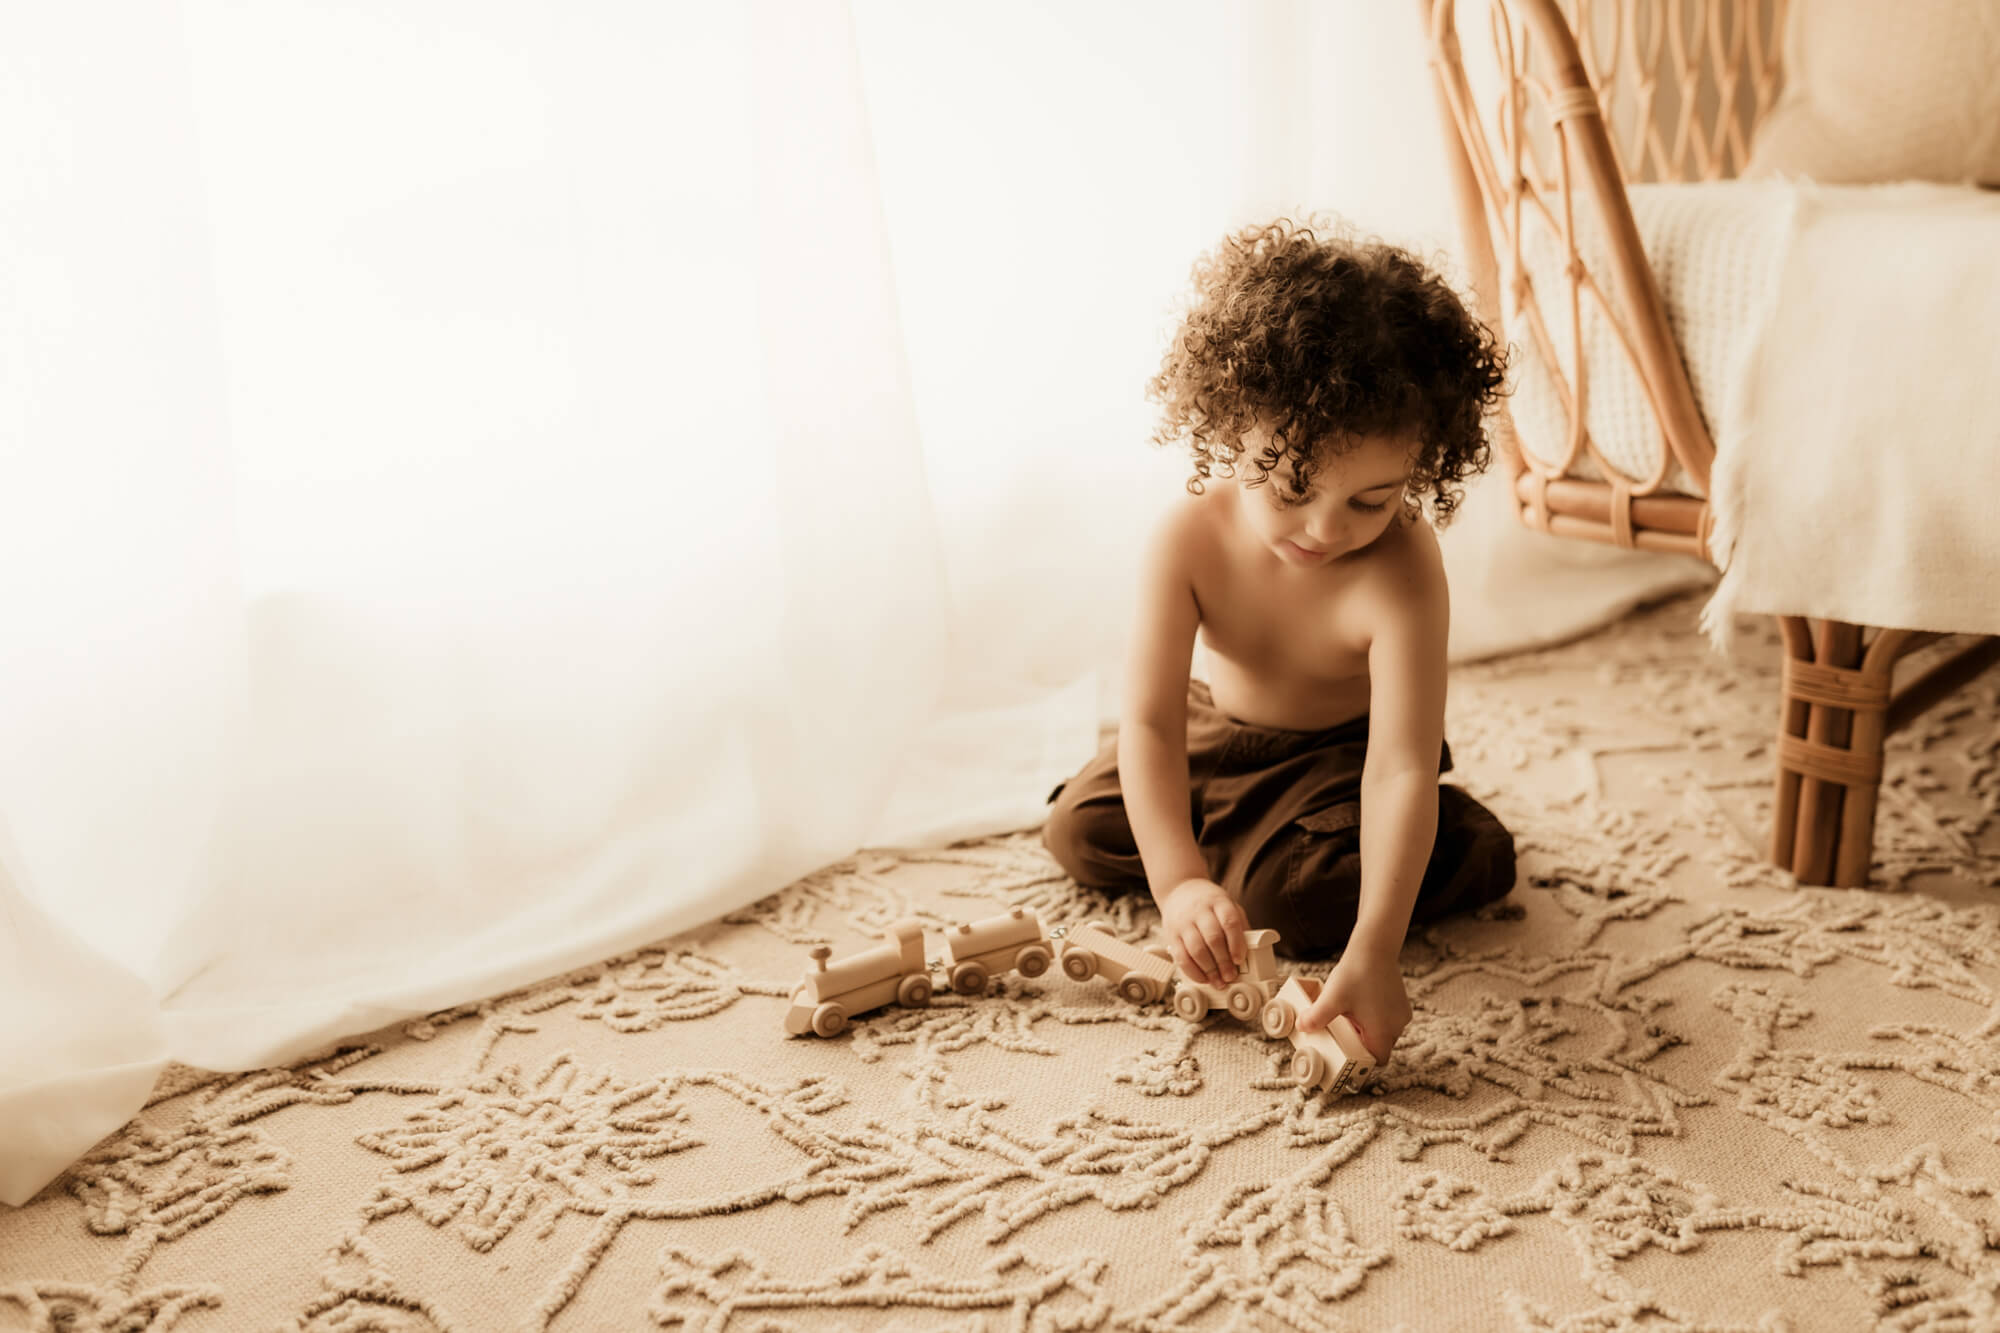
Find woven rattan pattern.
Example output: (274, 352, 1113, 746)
(1430, 0, 1787, 530)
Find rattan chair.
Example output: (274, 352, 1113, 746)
(1418, 0, 2000, 887)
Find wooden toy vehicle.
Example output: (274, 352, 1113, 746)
(1257, 976, 1377, 1095)
(941, 906, 1054, 995)
(1057, 920, 1175, 1004)
(1171, 928, 1283, 1023)
(783, 919, 933, 1037)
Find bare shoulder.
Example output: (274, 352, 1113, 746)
(1351, 512, 1448, 643)
(1144, 484, 1225, 572)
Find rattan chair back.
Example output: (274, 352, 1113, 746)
(1422, 0, 1787, 553)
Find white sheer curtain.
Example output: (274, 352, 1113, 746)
(4, 0, 992, 1206)
(0, 0, 1702, 1207)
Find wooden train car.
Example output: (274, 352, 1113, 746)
(783, 919, 933, 1037)
(940, 906, 1054, 995)
(1170, 928, 1283, 1023)
(1257, 976, 1376, 1094)
(1056, 920, 1175, 1004)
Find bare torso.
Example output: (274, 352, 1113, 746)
(1186, 485, 1426, 731)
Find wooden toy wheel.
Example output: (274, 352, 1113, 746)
(1060, 948, 1096, 982)
(1291, 1048, 1326, 1088)
(1225, 983, 1261, 1022)
(1117, 976, 1152, 1005)
(1172, 989, 1206, 1021)
(897, 974, 933, 1007)
(811, 1003, 848, 1038)
(950, 961, 990, 996)
(1015, 945, 1052, 979)
(1260, 999, 1296, 1040)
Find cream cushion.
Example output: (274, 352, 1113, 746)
(1747, 0, 2000, 186)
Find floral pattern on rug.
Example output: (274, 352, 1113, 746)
(4, 597, 1998, 1332)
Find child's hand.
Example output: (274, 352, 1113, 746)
(1297, 949, 1411, 1063)
(1158, 879, 1248, 987)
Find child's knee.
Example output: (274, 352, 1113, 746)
(1040, 791, 1089, 877)
(1474, 814, 1517, 902)
(1423, 785, 1517, 915)
(1451, 787, 1515, 878)
(1042, 784, 1140, 890)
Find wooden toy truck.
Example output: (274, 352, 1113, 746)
(940, 906, 1054, 995)
(783, 919, 933, 1038)
(1257, 976, 1376, 1094)
(1056, 920, 1175, 1005)
(1170, 928, 1283, 1023)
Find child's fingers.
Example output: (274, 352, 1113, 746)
(1202, 896, 1247, 968)
(1180, 926, 1222, 986)
(1195, 912, 1236, 982)
(1298, 989, 1343, 1033)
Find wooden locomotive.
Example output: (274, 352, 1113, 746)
(784, 910, 1173, 1036)
(783, 908, 1056, 1036)
(1170, 927, 1283, 1023)
(782, 918, 932, 1038)
(1056, 919, 1176, 1004)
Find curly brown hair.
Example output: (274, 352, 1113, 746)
(1147, 215, 1505, 525)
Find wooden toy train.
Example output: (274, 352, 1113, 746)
(782, 906, 1375, 1094)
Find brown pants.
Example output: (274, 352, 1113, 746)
(1042, 681, 1516, 959)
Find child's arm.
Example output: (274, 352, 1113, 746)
(1118, 506, 1248, 987)
(1295, 527, 1448, 1058)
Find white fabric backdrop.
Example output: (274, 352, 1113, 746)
(0, 0, 1706, 1206)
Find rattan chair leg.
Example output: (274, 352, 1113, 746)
(1828, 627, 1927, 887)
(1832, 701, 1890, 888)
(1770, 617, 1812, 870)
(1791, 622, 1863, 885)
(1769, 620, 1963, 888)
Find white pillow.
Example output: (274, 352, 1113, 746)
(1747, 0, 2000, 186)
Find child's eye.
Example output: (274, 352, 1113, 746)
(1270, 487, 1309, 508)
(1350, 497, 1391, 513)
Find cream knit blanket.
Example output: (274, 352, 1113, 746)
(1703, 182, 2000, 645)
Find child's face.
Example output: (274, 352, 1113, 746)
(1235, 427, 1413, 568)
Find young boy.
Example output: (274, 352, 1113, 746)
(1043, 217, 1517, 1065)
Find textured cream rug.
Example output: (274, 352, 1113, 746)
(6, 596, 2000, 1333)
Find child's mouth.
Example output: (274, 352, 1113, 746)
(1282, 539, 1327, 562)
